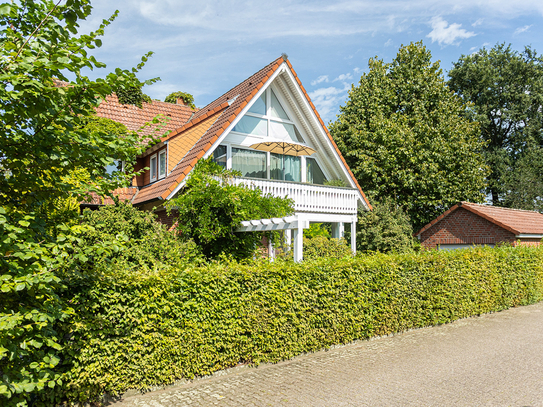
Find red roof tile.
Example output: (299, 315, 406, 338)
(95, 94, 193, 137)
(416, 202, 543, 236)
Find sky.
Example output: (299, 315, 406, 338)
(79, 0, 543, 124)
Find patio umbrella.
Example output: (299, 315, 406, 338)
(249, 138, 316, 181)
(249, 139, 316, 157)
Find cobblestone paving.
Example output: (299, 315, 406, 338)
(109, 301, 543, 406)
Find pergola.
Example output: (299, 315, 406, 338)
(236, 214, 357, 262)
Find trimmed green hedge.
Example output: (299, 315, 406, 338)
(55, 245, 543, 403)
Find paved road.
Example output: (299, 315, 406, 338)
(110, 301, 543, 406)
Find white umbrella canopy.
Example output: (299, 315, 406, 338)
(249, 139, 316, 157)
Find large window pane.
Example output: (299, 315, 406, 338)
(306, 158, 326, 185)
(213, 145, 227, 168)
(270, 90, 289, 120)
(233, 115, 267, 136)
(271, 153, 301, 182)
(248, 93, 266, 115)
(159, 151, 166, 178)
(232, 148, 266, 179)
(270, 121, 304, 142)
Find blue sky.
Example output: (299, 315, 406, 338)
(80, 0, 543, 124)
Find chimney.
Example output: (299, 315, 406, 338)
(176, 98, 188, 106)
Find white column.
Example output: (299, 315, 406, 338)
(284, 229, 292, 250)
(331, 222, 344, 239)
(351, 220, 357, 255)
(268, 237, 275, 262)
(293, 225, 303, 262)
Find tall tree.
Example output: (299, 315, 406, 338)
(0, 2, 158, 404)
(448, 43, 543, 207)
(330, 42, 487, 230)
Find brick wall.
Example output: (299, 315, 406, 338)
(420, 208, 517, 248)
(154, 209, 178, 230)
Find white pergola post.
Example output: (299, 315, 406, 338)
(293, 224, 303, 262)
(285, 229, 292, 250)
(331, 222, 344, 239)
(351, 220, 357, 255)
(268, 238, 275, 261)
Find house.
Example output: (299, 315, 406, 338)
(91, 55, 372, 261)
(415, 202, 543, 249)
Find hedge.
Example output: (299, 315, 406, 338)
(51, 245, 543, 403)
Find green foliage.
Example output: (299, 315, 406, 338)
(448, 43, 543, 207)
(79, 203, 203, 270)
(330, 41, 487, 230)
(164, 91, 196, 109)
(116, 85, 153, 108)
(303, 236, 351, 259)
(166, 159, 294, 259)
(323, 179, 348, 187)
(50, 245, 543, 403)
(356, 198, 415, 253)
(303, 223, 330, 239)
(0, 0, 157, 213)
(501, 146, 543, 211)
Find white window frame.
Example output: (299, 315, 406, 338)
(150, 153, 157, 182)
(158, 150, 167, 179)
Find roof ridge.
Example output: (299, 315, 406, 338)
(461, 201, 543, 215)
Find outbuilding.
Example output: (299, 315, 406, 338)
(416, 202, 543, 249)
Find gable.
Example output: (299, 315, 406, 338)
(127, 56, 370, 210)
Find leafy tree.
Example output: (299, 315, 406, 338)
(355, 198, 415, 253)
(166, 158, 294, 259)
(330, 42, 487, 230)
(448, 43, 543, 207)
(502, 146, 543, 211)
(0, 0, 158, 213)
(0, 1, 158, 404)
(164, 91, 196, 109)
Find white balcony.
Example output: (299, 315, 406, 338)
(232, 177, 359, 215)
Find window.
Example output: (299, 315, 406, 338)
(158, 150, 167, 179)
(231, 88, 305, 143)
(213, 145, 227, 168)
(270, 154, 301, 182)
(232, 148, 266, 178)
(150, 154, 157, 182)
(306, 157, 327, 185)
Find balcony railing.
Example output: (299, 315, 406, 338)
(232, 177, 359, 214)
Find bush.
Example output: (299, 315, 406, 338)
(48, 245, 543, 404)
(356, 198, 415, 253)
(303, 236, 351, 259)
(80, 203, 202, 270)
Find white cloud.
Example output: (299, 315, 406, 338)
(514, 25, 532, 35)
(333, 73, 353, 82)
(353, 67, 362, 74)
(309, 84, 351, 122)
(384, 39, 393, 47)
(426, 16, 476, 46)
(472, 18, 483, 27)
(311, 75, 329, 86)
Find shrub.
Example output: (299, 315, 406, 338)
(356, 197, 415, 253)
(303, 236, 351, 259)
(79, 203, 202, 270)
(48, 245, 543, 404)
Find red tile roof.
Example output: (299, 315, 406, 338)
(95, 94, 193, 137)
(416, 202, 543, 236)
(82, 188, 138, 206)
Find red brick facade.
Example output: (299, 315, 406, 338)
(419, 208, 517, 248)
(154, 209, 179, 231)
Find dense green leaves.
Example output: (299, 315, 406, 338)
(166, 159, 294, 259)
(355, 198, 415, 253)
(330, 42, 488, 230)
(0, 0, 156, 212)
(49, 245, 543, 404)
(164, 91, 196, 109)
(448, 43, 543, 208)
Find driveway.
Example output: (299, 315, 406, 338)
(109, 301, 543, 406)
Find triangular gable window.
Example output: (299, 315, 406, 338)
(270, 90, 289, 120)
(248, 93, 266, 115)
